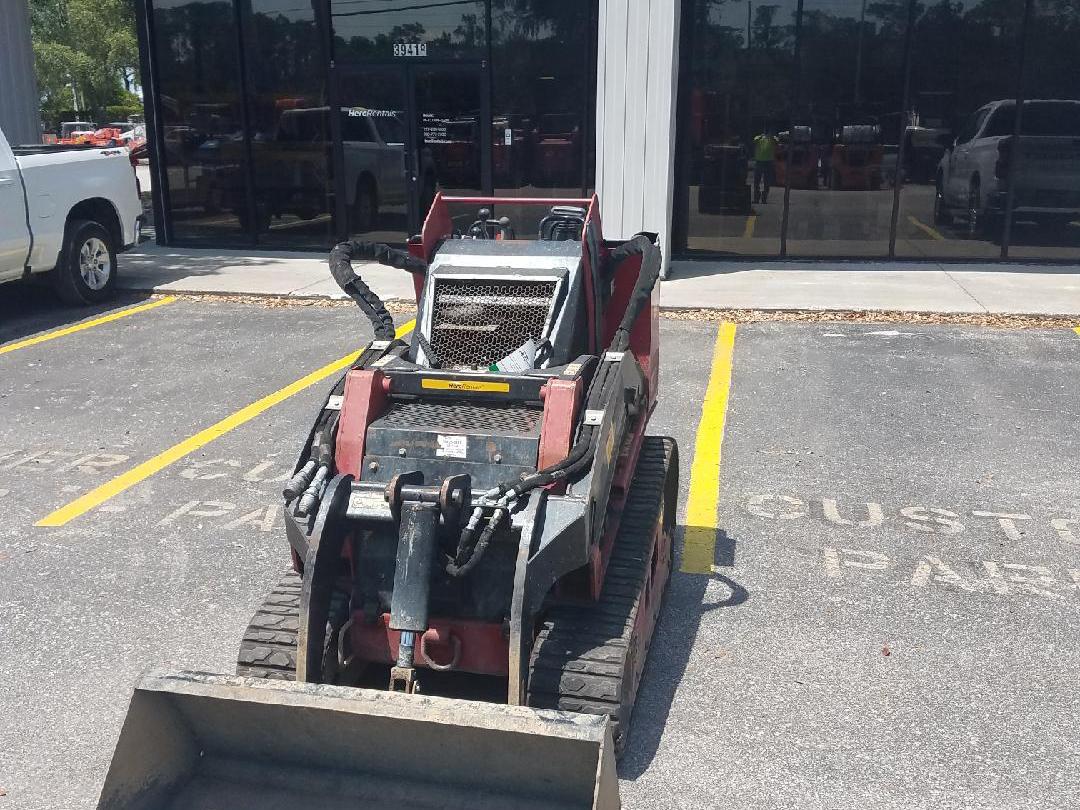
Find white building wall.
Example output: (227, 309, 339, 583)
(0, 0, 42, 145)
(596, 0, 681, 274)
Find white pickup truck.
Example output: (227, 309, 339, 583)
(935, 99, 1080, 237)
(0, 126, 143, 303)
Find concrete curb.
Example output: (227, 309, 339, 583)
(132, 287, 1080, 323)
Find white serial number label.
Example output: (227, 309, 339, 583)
(435, 434, 467, 459)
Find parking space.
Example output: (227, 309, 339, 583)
(0, 297, 1078, 808)
(631, 321, 1080, 809)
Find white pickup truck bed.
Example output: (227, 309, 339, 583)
(1, 128, 143, 303)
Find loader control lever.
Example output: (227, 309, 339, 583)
(464, 208, 515, 240)
(385, 472, 471, 693)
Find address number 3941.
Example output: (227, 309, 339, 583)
(393, 42, 428, 57)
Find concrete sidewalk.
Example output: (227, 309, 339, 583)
(118, 243, 413, 302)
(118, 242, 1080, 316)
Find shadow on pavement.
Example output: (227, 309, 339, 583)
(620, 527, 747, 780)
(0, 281, 159, 346)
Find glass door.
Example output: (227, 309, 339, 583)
(412, 64, 489, 233)
(334, 66, 412, 244)
(334, 62, 490, 243)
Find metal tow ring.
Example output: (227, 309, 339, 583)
(420, 631, 462, 672)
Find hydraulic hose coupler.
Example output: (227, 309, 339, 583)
(283, 459, 317, 501)
(296, 464, 330, 516)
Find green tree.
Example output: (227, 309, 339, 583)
(29, 0, 141, 126)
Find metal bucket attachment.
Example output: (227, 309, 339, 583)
(97, 671, 619, 810)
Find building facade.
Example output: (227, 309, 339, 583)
(135, 0, 1080, 262)
(1, 0, 42, 147)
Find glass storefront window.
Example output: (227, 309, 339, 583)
(1002, 0, 1080, 260)
(894, 0, 1023, 259)
(785, 0, 908, 257)
(150, 0, 251, 244)
(242, 0, 335, 248)
(675, 0, 795, 255)
(674, 0, 1077, 261)
(146, 0, 598, 248)
(490, 1, 597, 237)
(331, 0, 487, 62)
(336, 68, 411, 243)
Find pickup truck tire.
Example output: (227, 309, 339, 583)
(933, 176, 952, 226)
(966, 179, 1000, 241)
(52, 219, 117, 305)
(350, 178, 377, 232)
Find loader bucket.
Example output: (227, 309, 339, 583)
(97, 670, 620, 810)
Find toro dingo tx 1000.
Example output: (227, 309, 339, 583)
(98, 195, 678, 810)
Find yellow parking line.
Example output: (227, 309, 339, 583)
(1074, 326, 1080, 337)
(908, 215, 945, 241)
(0, 296, 176, 356)
(36, 319, 415, 527)
(681, 322, 737, 574)
(742, 215, 757, 240)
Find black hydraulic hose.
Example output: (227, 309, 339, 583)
(607, 234, 662, 352)
(506, 234, 661, 495)
(329, 240, 427, 341)
(445, 505, 504, 577)
(283, 372, 348, 501)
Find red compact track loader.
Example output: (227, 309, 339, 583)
(97, 195, 679, 810)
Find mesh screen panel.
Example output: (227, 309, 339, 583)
(376, 401, 542, 434)
(428, 278, 557, 369)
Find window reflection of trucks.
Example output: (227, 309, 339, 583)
(882, 126, 949, 186)
(697, 143, 751, 213)
(160, 126, 237, 216)
(531, 114, 580, 187)
(775, 126, 817, 190)
(242, 107, 433, 232)
(831, 125, 883, 190)
(431, 118, 481, 188)
(935, 99, 1080, 238)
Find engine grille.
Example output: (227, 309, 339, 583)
(376, 400, 542, 435)
(428, 278, 557, 369)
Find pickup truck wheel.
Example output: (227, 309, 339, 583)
(350, 179, 377, 233)
(933, 177, 952, 226)
(966, 179, 1000, 240)
(53, 220, 117, 305)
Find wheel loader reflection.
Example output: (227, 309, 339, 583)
(97, 194, 678, 810)
(775, 126, 817, 190)
(698, 141, 752, 213)
(830, 124, 884, 190)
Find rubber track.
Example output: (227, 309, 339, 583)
(236, 570, 301, 680)
(527, 435, 676, 753)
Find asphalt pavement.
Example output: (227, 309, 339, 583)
(0, 291, 1078, 809)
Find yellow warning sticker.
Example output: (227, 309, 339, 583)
(421, 378, 511, 393)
